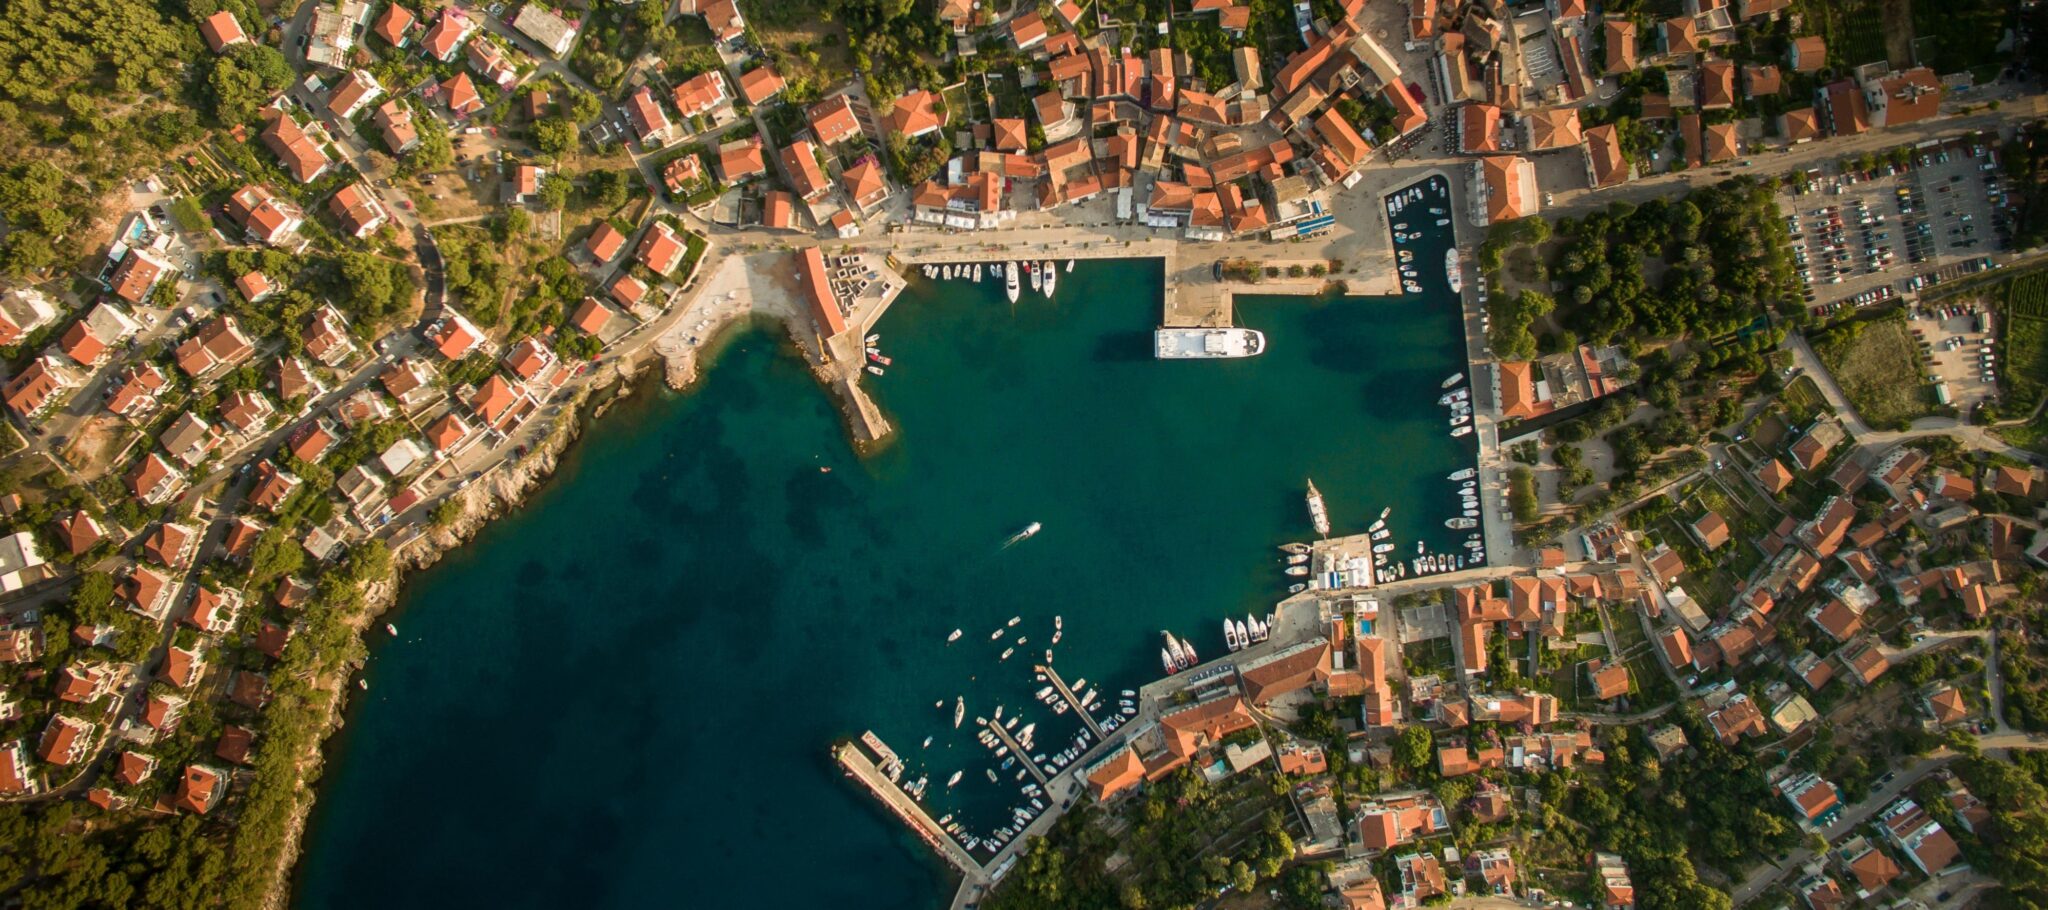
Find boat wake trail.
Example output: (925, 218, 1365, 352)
(1001, 521, 1043, 550)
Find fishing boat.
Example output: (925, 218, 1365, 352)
(1286, 553, 1309, 565)
(1280, 541, 1310, 554)
(1451, 425, 1473, 437)
(1306, 478, 1331, 537)
(1446, 517, 1478, 529)
(1285, 565, 1309, 576)
(1042, 261, 1056, 297)
(1442, 372, 1465, 389)
(1449, 467, 1475, 481)
(1006, 262, 1020, 303)
(867, 351, 892, 366)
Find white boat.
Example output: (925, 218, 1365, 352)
(866, 365, 884, 376)
(1449, 467, 1475, 481)
(865, 334, 880, 344)
(947, 629, 962, 643)
(1372, 543, 1394, 554)
(1065, 260, 1074, 272)
(1004, 716, 1018, 730)
(1165, 632, 1188, 668)
(1450, 414, 1470, 427)
(385, 623, 397, 636)
(1451, 425, 1473, 437)
(974, 264, 983, 282)
(922, 265, 935, 278)
(1442, 372, 1465, 389)
(1184, 641, 1197, 663)
(1007, 616, 1021, 627)
(954, 698, 965, 728)
(1446, 517, 1478, 529)
(1436, 218, 1451, 226)
(1028, 261, 1042, 292)
(1000, 647, 1014, 660)
(1286, 553, 1309, 565)
(1285, 564, 1309, 576)
(1286, 581, 1306, 593)
(1042, 261, 1056, 297)
(1368, 518, 1386, 532)
(1155, 327, 1266, 358)
(1398, 250, 1414, 262)
(987, 769, 998, 783)
(1370, 528, 1390, 540)
(1306, 478, 1331, 537)
(923, 736, 933, 748)
(1020, 723, 1035, 739)
(1225, 619, 1242, 651)
(991, 629, 1006, 641)
(1235, 618, 1250, 645)
(1121, 689, 1135, 697)
(1006, 262, 1020, 303)
(1161, 648, 1176, 673)
(1004, 522, 1041, 547)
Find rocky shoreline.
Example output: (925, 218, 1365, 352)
(255, 260, 897, 908)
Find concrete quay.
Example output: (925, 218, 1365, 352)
(834, 741, 981, 878)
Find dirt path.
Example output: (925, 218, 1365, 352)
(1882, 0, 1916, 68)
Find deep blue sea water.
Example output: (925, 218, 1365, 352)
(296, 185, 1470, 910)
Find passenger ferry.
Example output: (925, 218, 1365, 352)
(1154, 327, 1266, 359)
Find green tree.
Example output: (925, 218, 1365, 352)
(532, 118, 577, 158)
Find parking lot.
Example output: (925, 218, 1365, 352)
(1907, 302, 2000, 415)
(1785, 137, 2014, 319)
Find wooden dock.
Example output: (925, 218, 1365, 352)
(982, 718, 1051, 788)
(834, 741, 981, 877)
(1034, 664, 1106, 740)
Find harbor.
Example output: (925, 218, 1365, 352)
(296, 249, 1483, 908)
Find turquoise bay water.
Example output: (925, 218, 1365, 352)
(296, 210, 1469, 909)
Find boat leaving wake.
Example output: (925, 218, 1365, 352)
(1001, 522, 1043, 549)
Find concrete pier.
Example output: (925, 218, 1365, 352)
(1034, 664, 1106, 741)
(834, 741, 981, 877)
(982, 717, 1051, 788)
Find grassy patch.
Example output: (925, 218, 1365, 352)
(1795, 0, 1892, 68)
(1811, 313, 1936, 430)
(1510, 466, 1539, 523)
(1909, 0, 2010, 79)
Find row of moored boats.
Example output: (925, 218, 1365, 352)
(921, 259, 1074, 304)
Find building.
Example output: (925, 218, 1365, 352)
(511, 3, 577, 56)
(200, 10, 248, 51)
(1781, 772, 1844, 828)
(638, 222, 689, 275)
(795, 247, 847, 339)
(327, 69, 384, 119)
(261, 111, 332, 184)
(1470, 156, 1537, 225)
(886, 90, 945, 140)
(226, 184, 305, 246)
(672, 70, 733, 122)
(173, 316, 256, 381)
(1879, 799, 1959, 875)
(109, 246, 172, 304)
(328, 182, 391, 238)
(676, 0, 747, 45)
